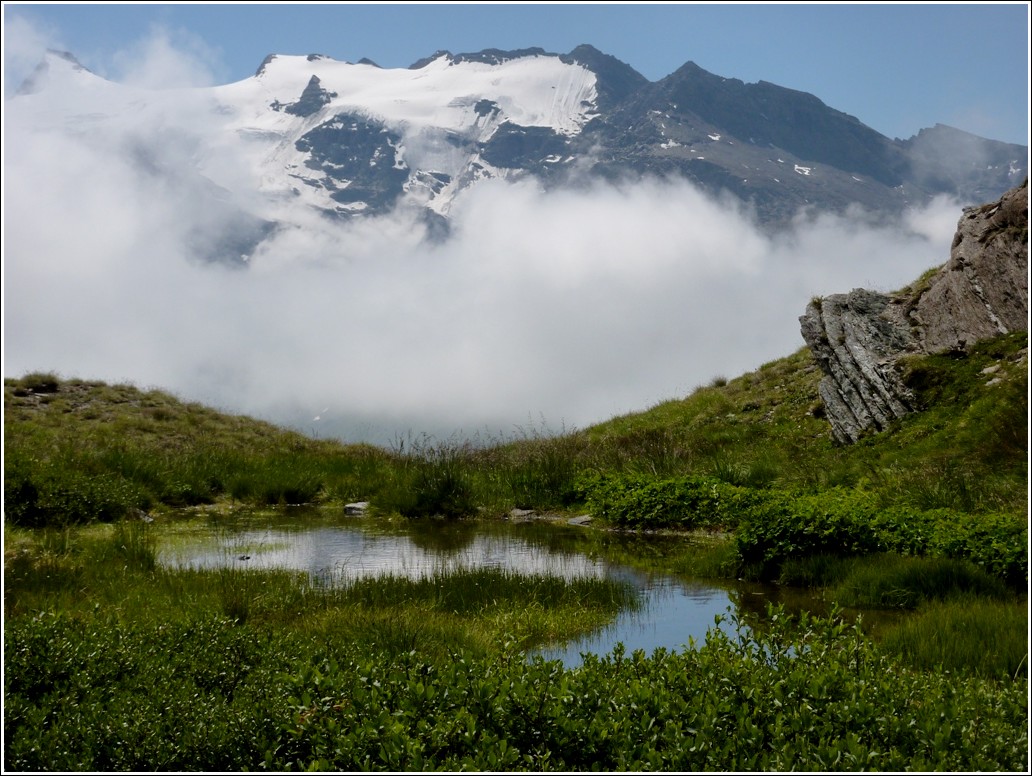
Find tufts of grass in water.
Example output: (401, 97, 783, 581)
(5, 520, 638, 657)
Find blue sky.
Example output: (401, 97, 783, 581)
(4, 2, 1029, 145)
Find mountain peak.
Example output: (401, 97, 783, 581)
(18, 49, 93, 95)
(409, 47, 555, 70)
(45, 49, 87, 68)
(408, 50, 453, 69)
(560, 44, 648, 108)
(255, 53, 278, 77)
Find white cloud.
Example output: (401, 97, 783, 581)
(110, 25, 223, 89)
(3, 13, 61, 95)
(2, 42, 961, 445)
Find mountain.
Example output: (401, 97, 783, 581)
(11, 45, 1027, 261)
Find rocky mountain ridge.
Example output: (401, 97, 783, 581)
(800, 179, 1028, 444)
(12, 46, 1027, 262)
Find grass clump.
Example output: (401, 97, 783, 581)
(830, 554, 1008, 609)
(373, 437, 478, 518)
(881, 599, 1028, 679)
(11, 371, 61, 395)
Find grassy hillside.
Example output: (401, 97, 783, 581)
(579, 332, 1027, 513)
(3, 373, 395, 524)
(5, 330, 1027, 576)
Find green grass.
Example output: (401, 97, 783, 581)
(5, 332, 1026, 527)
(830, 554, 1009, 610)
(881, 598, 1028, 679)
(581, 333, 1027, 507)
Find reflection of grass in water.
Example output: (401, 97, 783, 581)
(220, 539, 292, 558)
(9, 516, 693, 659)
(135, 516, 700, 655)
(154, 519, 232, 564)
(156, 519, 294, 566)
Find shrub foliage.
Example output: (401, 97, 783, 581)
(5, 608, 1027, 772)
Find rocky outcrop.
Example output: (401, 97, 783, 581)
(800, 290, 918, 444)
(801, 179, 1028, 444)
(914, 181, 1029, 352)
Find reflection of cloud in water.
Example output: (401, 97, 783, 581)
(535, 575, 740, 668)
(173, 525, 607, 582)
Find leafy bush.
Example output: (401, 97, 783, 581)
(734, 488, 884, 577)
(277, 608, 1028, 771)
(576, 473, 758, 529)
(728, 491, 1026, 586)
(922, 509, 1028, 587)
(4, 614, 290, 771)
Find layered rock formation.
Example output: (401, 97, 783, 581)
(800, 179, 1028, 443)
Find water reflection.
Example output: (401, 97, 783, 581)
(534, 574, 740, 668)
(165, 517, 607, 584)
(161, 512, 778, 665)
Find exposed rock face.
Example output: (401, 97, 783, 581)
(800, 290, 918, 444)
(801, 180, 1028, 444)
(914, 181, 1029, 352)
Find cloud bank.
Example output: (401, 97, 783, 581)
(3, 32, 961, 445)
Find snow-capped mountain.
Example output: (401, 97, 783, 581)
(12, 45, 1027, 262)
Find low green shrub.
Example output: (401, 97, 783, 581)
(734, 488, 884, 578)
(578, 473, 1025, 586)
(923, 510, 1028, 588)
(277, 608, 1028, 771)
(734, 492, 1026, 585)
(576, 474, 757, 530)
(4, 613, 291, 772)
